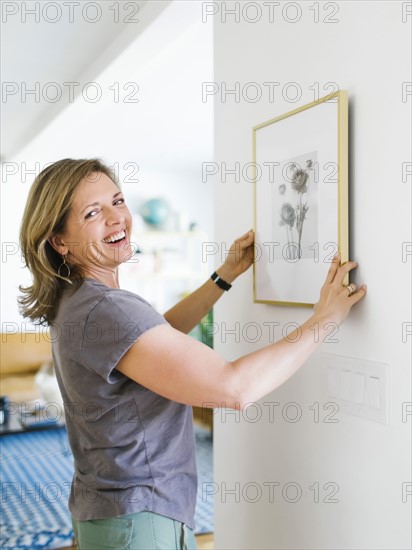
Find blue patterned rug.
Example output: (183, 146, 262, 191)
(0, 424, 213, 548)
(193, 424, 214, 535)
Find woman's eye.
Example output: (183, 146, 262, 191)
(85, 210, 99, 219)
(84, 199, 124, 218)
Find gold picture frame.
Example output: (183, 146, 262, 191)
(253, 90, 348, 306)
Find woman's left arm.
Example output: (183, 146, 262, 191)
(163, 230, 255, 333)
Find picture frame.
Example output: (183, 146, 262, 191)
(253, 90, 348, 307)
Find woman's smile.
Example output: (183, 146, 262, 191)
(102, 229, 127, 244)
(55, 171, 133, 285)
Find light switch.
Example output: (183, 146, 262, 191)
(340, 370, 351, 401)
(366, 376, 381, 409)
(327, 367, 339, 398)
(324, 354, 388, 424)
(352, 373, 365, 405)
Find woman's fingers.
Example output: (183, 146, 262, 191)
(334, 261, 358, 287)
(317, 254, 367, 323)
(349, 285, 367, 303)
(341, 282, 357, 296)
(325, 254, 340, 284)
(236, 229, 254, 244)
(234, 230, 255, 256)
(339, 282, 367, 311)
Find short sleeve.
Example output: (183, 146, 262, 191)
(77, 290, 168, 383)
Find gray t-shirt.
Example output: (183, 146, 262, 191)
(51, 278, 197, 529)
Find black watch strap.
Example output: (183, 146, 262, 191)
(211, 271, 232, 291)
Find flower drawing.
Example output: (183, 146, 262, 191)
(279, 203, 295, 227)
(291, 169, 308, 194)
(279, 158, 313, 260)
(279, 202, 296, 259)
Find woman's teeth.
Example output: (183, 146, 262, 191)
(102, 230, 126, 243)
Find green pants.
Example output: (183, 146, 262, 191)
(72, 511, 197, 550)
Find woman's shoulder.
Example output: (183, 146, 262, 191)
(56, 278, 157, 324)
(82, 278, 152, 306)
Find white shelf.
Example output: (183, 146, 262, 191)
(126, 270, 207, 281)
(120, 229, 210, 311)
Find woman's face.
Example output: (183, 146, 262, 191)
(55, 171, 133, 281)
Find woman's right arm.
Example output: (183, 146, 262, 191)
(116, 255, 366, 409)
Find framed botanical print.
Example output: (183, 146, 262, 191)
(253, 90, 348, 306)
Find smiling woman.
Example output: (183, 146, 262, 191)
(18, 158, 366, 550)
(48, 171, 134, 288)
(18, 159, 124, 325)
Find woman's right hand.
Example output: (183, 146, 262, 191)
(313, 253, 367, 325)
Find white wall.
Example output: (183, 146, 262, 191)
(0, 0, 213, 327)
(212, 2, 411, 549)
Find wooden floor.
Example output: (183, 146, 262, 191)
(197, 533, 214, 549)
(64, 532, 214, 549)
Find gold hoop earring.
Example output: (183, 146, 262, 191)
(57, 255, 71, 279)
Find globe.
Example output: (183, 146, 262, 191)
(139, 198, 170, 228)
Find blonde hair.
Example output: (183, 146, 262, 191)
(19, 158, 118, 326)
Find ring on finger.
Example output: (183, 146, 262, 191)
(346, 283, 356, 296)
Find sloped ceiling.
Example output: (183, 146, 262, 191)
(0, 0, 173, 160)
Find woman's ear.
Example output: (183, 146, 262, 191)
(48, 234, 68, 256)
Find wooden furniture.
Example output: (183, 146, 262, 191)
(1, 332, 52, 401)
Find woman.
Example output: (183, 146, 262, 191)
(19, 158, 366, 550)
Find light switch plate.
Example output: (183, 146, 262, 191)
(352, 373, 366, 405)
(323, 354, 389, 424)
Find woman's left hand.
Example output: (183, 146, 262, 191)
(217, 230, 255, 283)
